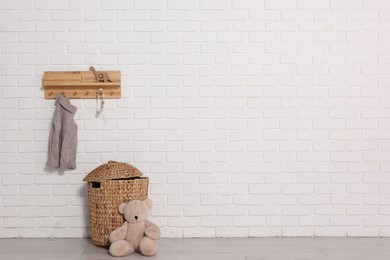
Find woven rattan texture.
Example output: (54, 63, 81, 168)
(83, 161, 142, 182)
(84, 161, 148, 247)
(87, 177, 149, 247)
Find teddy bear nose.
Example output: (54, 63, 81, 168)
(135, 216, 138, 220)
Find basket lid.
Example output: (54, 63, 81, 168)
(83, 161, 143, 182)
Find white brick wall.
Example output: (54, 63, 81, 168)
(1, 0, 390, 238)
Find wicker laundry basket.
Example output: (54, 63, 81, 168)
(83, 161, 149, 247)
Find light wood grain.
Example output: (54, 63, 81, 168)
(43, 70, 121, 99)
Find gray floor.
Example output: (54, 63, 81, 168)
(0, 237, 390, 260)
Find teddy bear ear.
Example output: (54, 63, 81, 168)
(118, 203, 127, 214)
(143, 198, 153, 209)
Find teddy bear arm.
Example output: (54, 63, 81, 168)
(109, 222, 128, 243)
(144, 221, 161, 240)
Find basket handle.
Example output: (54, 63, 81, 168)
(108, 161, 117, 164)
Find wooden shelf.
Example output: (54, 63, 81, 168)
(43, 69, 121, 99)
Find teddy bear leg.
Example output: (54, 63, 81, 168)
(109, 240, 135, 257)
(139, 237, 158, 256)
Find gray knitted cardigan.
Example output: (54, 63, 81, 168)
(47, 93, 78, 169)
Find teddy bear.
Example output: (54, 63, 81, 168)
(108, 198, 161, 257)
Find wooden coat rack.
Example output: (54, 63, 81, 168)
(43, 66, 121, 99)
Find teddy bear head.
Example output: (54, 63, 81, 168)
(118, 199, 153, 224)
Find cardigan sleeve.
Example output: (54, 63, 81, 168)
(46, 109, 62, 168)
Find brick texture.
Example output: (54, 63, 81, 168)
(1, 0, 390, 238)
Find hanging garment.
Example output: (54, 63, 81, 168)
(47, 93, 78, 169)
